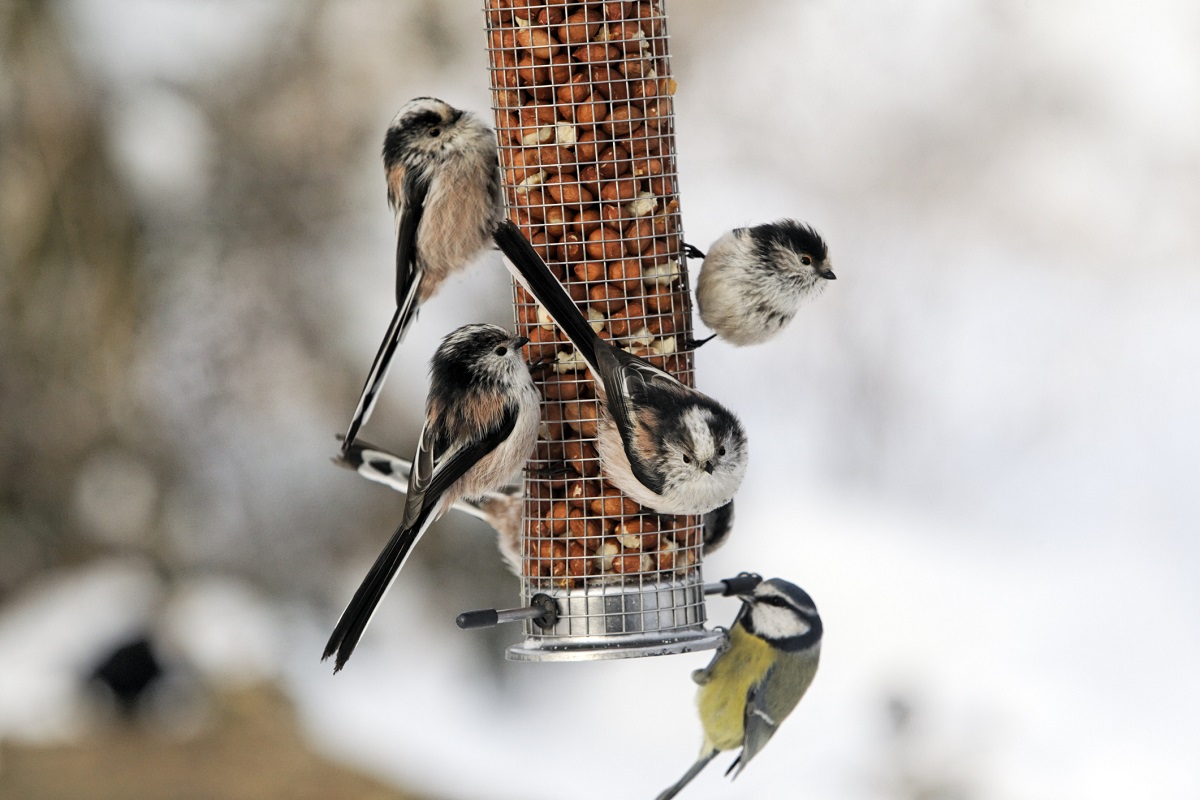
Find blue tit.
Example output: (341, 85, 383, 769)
(656, 578, 823, 800)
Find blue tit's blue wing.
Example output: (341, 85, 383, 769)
(724, 667, 782, 779)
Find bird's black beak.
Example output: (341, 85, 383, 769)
(512, 335, 531, 349)
(819, 267, 836, 280)
(703, 461, 715, 474)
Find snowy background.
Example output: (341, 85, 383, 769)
(2, 1, 1198, 798)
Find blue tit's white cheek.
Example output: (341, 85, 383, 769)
(752, 607, 811, 641)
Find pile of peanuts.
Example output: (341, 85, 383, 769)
(485, 0, 703, 589)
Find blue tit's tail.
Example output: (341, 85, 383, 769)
(655, 750, 719, 800)
(322, 504, 436, 672)
(341, 274, 423, 453)
(492, 220, 601, 373)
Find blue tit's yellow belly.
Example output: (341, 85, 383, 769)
(697, 626, 774, 752)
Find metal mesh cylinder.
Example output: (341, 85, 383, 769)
(484, 0, 722, 660)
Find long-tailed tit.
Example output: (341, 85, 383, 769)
(493, 221, 748, 517)
(332, 437, 522, 576)
(690, 220, 834, 347)
(341, 98, 504, 452)
(324, 324, 538, 671)
(656, 579, 822, 799)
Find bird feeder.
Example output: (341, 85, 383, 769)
(483, 0, 724, 660)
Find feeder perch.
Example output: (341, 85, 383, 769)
(484, 0, 724, 661)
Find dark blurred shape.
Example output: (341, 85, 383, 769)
(886, 693, 914, 736)
(878, 692, 977, 800)
(88, 634, 165, 717)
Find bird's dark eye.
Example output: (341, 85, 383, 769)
(718, 446, 726, 456)
(682, 455, 691, 464)
(429, 128, 441, 137)
(801, 255, 813, 266)
(494, 346, 508, 356)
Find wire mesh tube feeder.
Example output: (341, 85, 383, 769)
(473, 0, 726, 661)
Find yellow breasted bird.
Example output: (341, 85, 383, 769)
(656, 579, 823, 799)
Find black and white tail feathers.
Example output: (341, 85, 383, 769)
(321, 505, 437, 672)
(493, 220, 602, 374)
(340, 276, 423, 452)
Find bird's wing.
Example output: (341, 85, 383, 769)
(740, 671, 781, 769)
(594, 344, 686, 496)
(339, 170, 431, 451)
(403, 402, 520, 530)
(726, 668, 782, 779)
(394, 168, 429, 308)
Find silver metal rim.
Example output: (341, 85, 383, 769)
(506, 628, 725, 662)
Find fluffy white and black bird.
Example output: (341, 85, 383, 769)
(691, 220, 834, 347)
(342, 98, 504, 452)
(332, 437, 523, 576)
(335, 438, 735, 565)
(657, 579, 823, 799)
(493, 221, 748, 517)
(324, 324, 538, 671)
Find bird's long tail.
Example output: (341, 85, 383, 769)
(655, 750, 719, 800)
(492, 220, 600, 373)
(322, 503, 436, 672)
(341, 275, 423, 451)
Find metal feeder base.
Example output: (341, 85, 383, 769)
(506, 579, 725, 662)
